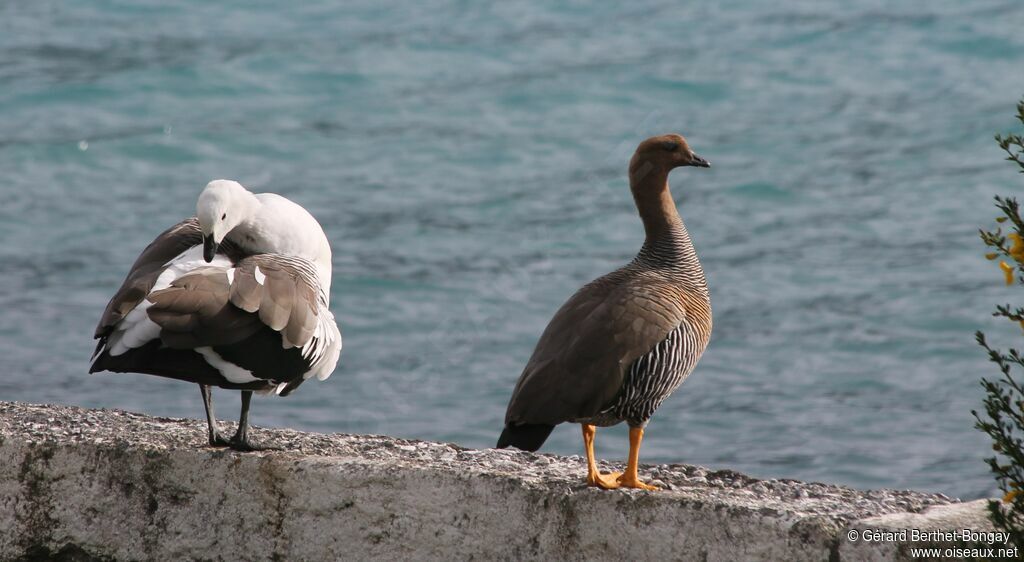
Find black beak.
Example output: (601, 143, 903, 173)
(688, 153, 711, 168)
(203, 234, 218, 262)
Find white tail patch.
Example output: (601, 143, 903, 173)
(196, 347, 260, 384)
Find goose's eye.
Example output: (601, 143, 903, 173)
(660, 140, 679, 152)
(221, 213, 227, 220)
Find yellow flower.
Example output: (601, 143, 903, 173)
(987, 252, 1000, 260)
(1001, 261, 1015, 285)
(1010, 233, 1024, 262)
(1004, 489, 1021, 503)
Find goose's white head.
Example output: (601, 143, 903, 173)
(196, 179, 259, 262)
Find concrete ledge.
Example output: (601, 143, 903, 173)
(0, 402, 993, 561)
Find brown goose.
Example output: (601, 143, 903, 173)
(497, 134, 712, 490)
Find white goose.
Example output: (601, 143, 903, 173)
(90, 180, 342, 450)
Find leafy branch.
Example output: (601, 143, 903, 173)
(976, 96, 1024, 555)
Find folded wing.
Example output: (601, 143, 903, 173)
(147, 253, 327, 356)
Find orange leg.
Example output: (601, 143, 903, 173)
(616, 427, 658, 490)
(582, 424, 621, 489)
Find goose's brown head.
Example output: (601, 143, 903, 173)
(629, 134, 710, 177)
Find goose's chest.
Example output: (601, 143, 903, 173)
(601, 315, 710, 427)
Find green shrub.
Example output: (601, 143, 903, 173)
(976, 99, 1024, 554)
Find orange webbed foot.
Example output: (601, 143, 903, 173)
(615, 472, 659, 491)
(587, 470, 623, 489)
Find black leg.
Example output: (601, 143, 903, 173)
(229, 390, 277, 451)
(199, 385, 230, 447)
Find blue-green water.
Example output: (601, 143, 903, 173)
(2, 1, 1023, 499)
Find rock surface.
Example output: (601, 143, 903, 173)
(0, 401, 995, 561)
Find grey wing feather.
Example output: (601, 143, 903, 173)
(94, 217, 245, 341)
(94, 219, 203, 339)
(228, 255, 322, 349)
(229, 267, 263, 313)
(148, 254, 324, 352)
(147, 267, 262, 348)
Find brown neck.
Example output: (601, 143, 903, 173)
(629, 162, 682, 241)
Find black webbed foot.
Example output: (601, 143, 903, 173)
(227, 434, 279, 452)
(227, 420, 279, 452)
(208, 431, 232, 447)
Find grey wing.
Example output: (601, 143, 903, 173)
(227, 254, 327, 350)
(147, 253, 341, 378)
(144, 266, 262, 349)
(225, 253, 342, 379)
(94, 218, 203, 340)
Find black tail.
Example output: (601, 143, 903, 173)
(496, 423, 555, 452)
(88, 340, 267, 390)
